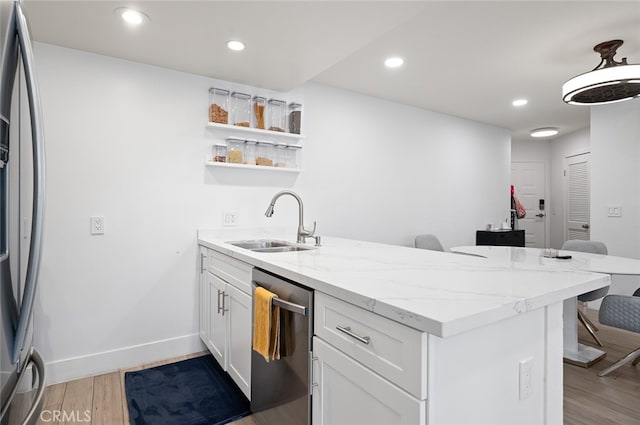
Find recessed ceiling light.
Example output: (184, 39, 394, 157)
(530, 127, 559, 138)
(114, 8, 149, 26)
(227, 40, 245, 51)
(512, 99, 528, 107)
(384, 57, 404, 68)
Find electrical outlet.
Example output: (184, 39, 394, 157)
(90, 216, 105, 235)
(519, 358, 533, 400)
(223, 211, 238, 227)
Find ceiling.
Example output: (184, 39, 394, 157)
(24, 1, 640, 141)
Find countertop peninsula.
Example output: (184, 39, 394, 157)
(198, 228, 610, 338)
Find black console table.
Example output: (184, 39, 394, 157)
(476, 230, 525, 247)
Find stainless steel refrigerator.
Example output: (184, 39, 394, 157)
(0, 1, 46, 424)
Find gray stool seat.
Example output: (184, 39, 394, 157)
(415, 234, 445, 252)
(561, 239, 610, 346)
(597, 290, 640, 376)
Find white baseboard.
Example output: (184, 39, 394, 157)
(44, 333, 205, 385)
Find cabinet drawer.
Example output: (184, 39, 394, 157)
(207, 249, 252, 295)
(314, 292, 427, 399)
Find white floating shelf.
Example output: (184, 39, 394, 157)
(205, 161, 303, 173)
(206, 122, 305, 142)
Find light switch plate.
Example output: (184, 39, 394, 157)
(607, 205, 622, 217)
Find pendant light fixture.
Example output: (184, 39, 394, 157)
(562, 40, 640, 105)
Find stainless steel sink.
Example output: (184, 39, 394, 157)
(227, 239, 315, 253)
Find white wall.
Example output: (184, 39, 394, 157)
(32, 43, 511, 383)
(300, 83, 511, 249)
(590, 99, 640, 297)
(548, 128, 590, 249)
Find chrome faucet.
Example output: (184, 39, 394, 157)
(265, 190, 320, 246)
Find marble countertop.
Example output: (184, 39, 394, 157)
(198, 228, 610, 337)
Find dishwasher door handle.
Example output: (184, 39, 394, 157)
(273, 297, 307, 316)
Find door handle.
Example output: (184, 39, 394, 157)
(11, 2, 47, 369)
(535, 213, 545, 218)
(217, 289, 223, 314)
(582, 224, 590, 229)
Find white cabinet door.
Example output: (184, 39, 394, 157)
(199, 247, 208, 344)
(208, 272, 227, 368)
(226, 284, 252, 400)
(312, 337, 425, 425)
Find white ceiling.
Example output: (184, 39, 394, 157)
(24, 1, 640, 141)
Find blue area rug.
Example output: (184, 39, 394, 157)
(125, 355, 250, 425)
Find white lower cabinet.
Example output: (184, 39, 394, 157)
(198, 247, 208, 344)
(312, 337, 425, 425)
(207, 272, 226, 366)
(225, 283, 252, 397)
(199, 247, 253, 400)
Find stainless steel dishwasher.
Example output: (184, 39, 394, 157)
(251, 268, 313, 425)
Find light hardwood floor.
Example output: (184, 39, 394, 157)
(35, 309, 639, 425)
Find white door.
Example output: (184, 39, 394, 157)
(226, 284, 252, 400)
(511, 161, 546, 248)
(208, 273, 227, 368)
(565, 153, 590, 241)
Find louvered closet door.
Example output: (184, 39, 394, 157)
(565, 153, 590, 241)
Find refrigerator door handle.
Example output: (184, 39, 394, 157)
(11, 1, 46, 369)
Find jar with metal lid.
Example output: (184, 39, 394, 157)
(226, 137, 244, 164)
(209, 88, 229, 124)
(256, 140, 274, 166)
(212, 143, 227, 163)
(252, 96, 266, 130)
(231, 92, 251, 127)
(285, 144, 301, 168)
(288, 103, 302, 134)
(267, 99, 286, 132)
(274, 143, 287, 168)
(244, 139, 257, 165)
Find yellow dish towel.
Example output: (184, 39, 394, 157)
(253, 287, 280, 362)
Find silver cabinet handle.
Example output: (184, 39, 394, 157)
(200, 253, 206, 273)
(336, 325, 370, 345)
(217, 289, 223, 314)
(222, 292, 229, 316)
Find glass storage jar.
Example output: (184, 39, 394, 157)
(212, 143, 227, 163)
(252, 96, 266, 130)
(209, 88, 229, 124)
(274, 143, 287, 168)
(244, 139, 257, 165)
(288, 103, 302, 134)
(226, 137, 244, 164)
(256, 140, 274, 166)
(231, 92, 251, 127)
(267, 99, 286, 132)
(285, 144, 301, 168)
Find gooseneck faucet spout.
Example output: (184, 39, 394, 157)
(265, 190, 319, 245)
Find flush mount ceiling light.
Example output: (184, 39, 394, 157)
(114, 7, 149, 25)
(563, 39, 640, 105)
(227, 40, 245, 51)
(384, 57, 404, 68)
(530, 127, 559, 138)
(512, 99, 528, 107)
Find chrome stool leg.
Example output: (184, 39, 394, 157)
(598, 347, 640, 377)
(578, 309, 603, 347)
